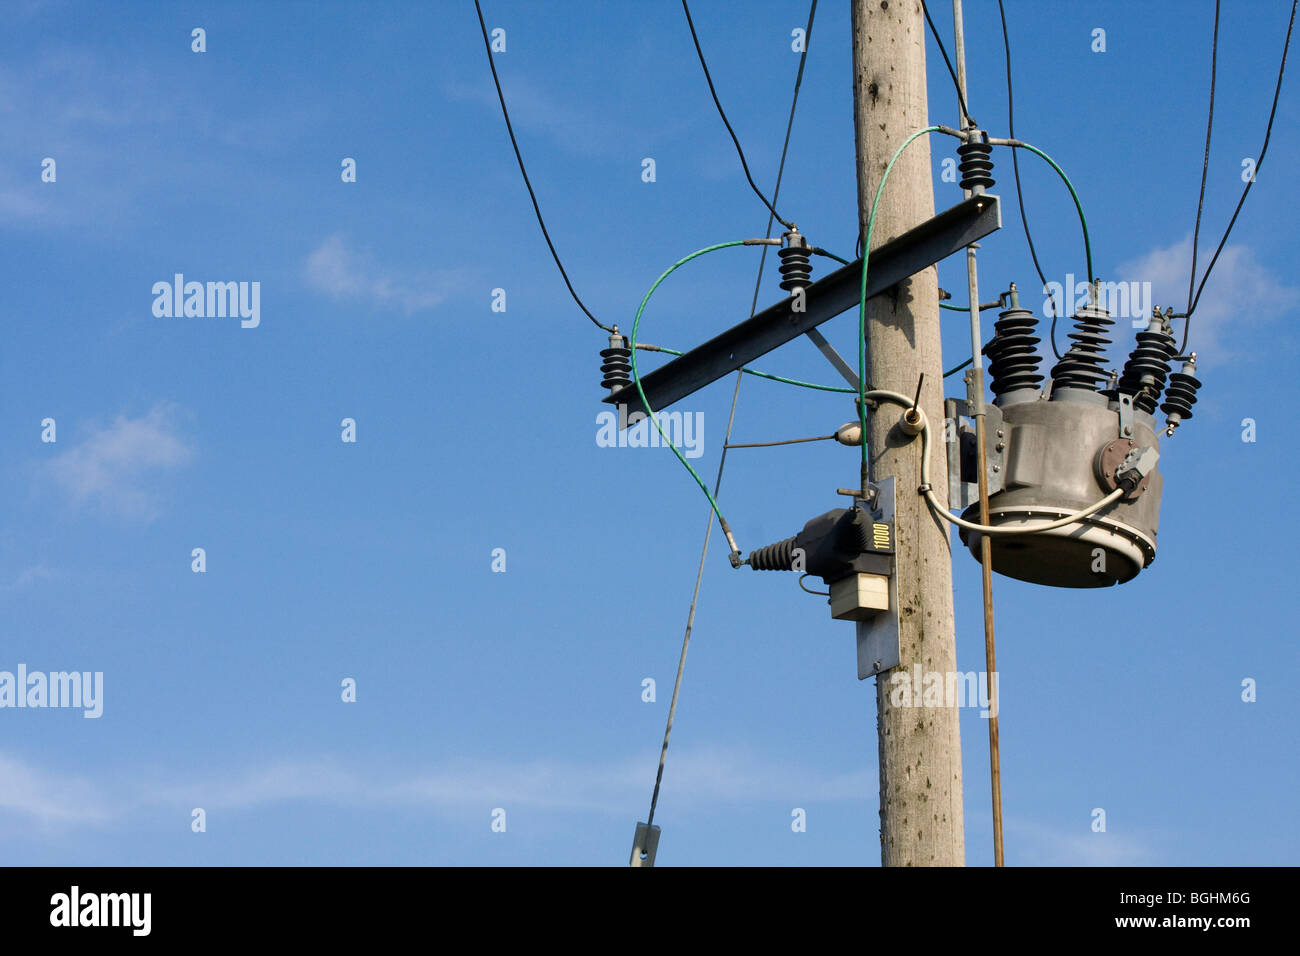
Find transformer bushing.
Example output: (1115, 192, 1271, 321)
(956, 301, 1164, 588)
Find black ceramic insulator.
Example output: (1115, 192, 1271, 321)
(1116, 319, 1177, 414)
(1048, 304, 1114, 393)
(778, 245, 813, 292)
(600, 332, 632, 393)
(1161, 360, 1201, 433)
(957, 141, 995, 192)
(985, 305, 1044, 396)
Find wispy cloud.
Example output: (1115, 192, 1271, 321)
(42, 403, 194, 520)
(0, 753, 112, 829)
(444, 78, 626, 159)
(0, 746, 872, 830)
(1006, 818, 1158, 866)
(0, 44, 326, 233)
(1114, 236, 1294, 367)
(12, 564, 56, 588)
(303, 234, 458, 314)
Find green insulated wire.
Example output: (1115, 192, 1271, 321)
(812, 248, 851, 266)
(653, 346, 854, 394)
(1012, 141, 1094, 282)
(631, 242, 860, 532)
(853, 132, 1096, 472)
(629, 242, 748, 528)
(858, 126, 943, 469)
(742, 367, 854, 393)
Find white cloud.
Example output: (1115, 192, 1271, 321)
(303, 234, 456, 314)
(0, 747, 872, 831)
(0, 188, 47, 220)
(43, 403, 194, 520)
(0, 753, 111, 828)
(1006, 818, 1157, 866)
(1114, 236, 1294, 367)
(13, 564, 55, 588)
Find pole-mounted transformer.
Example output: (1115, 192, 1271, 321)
(948, 286, 1200, 588)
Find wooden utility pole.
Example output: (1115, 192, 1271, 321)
(851, 0, 965, 866)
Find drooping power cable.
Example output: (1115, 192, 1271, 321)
(1181, 0, 1296, 353)
(680, 0, 795, 231)
(473, 0, 613, 333)
(921, 1, 973, 126)
(1185, 0, 1221, 321)
(997, 0, 1061, 358)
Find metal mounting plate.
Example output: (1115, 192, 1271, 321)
(608, 195, 1002, 419)
(857, 478, 901, 679)
(944, 398, 1006, 512)
(629, 821, 661, 867)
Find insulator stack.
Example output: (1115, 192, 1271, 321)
(778, 230, 812, 292)
(1048, 303, 1114, 393)
(745, 535, 797, 571)
(985, 303, 1044, 399)
(600, 329, 632, 393)
(1116, 315, 1177, 414)
(1160, 354, 1201, 436)
(957, 140, 995, 192)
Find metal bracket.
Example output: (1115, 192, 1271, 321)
(1116, 392, 1135, 440)
(629, 822, 661, 867)
(607, 195, 1002, 418)
(944, 398, 1005, 511)
(857, 477, 901, 679)
(804, 327, 860, 390)
(963, 367, 985, 417)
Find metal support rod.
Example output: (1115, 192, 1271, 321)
(804, 327, 861, 389)
(953, 0, 1005, 868)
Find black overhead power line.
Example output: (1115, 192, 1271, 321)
(473, 0, 614, 333)
(1185, 0, 1221, 325)
(997, 0, 1062, 359)
(1181, 0, 1296, 354)
(680, 0, 795, 231)
(921, 0, 973, 126)
(644, 0, 818, 837)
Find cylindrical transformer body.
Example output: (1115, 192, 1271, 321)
(959, 390, 1162, 587)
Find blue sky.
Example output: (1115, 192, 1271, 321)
(0, 0, 1295, 866)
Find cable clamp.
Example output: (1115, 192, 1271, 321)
(918, 482, 933, 494)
